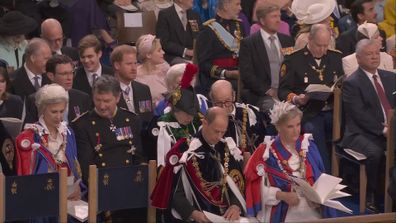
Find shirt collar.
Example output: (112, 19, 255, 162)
(85, 64, 102, 77)
(361, 68, 379, 80)
(174, 3, 184, 14)
(24, 63, 40, 79)
(120, 81, 132, 92)
(260, 28, 278, 42)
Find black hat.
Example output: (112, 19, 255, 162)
(0, 11, 38, 36)
(169, 63, 199, 116)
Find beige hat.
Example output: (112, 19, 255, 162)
(357, 22, 379, 39)
(291, 0, 336, 24)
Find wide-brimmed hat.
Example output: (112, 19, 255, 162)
(0, 11, 38, 36)
(291, 0, 336, 24)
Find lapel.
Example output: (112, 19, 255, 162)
(79, 69, 92, 94)
(131, 81, 140, 114)
(20, 67, 36, 95)
(378, 70, 395, 107)
(356, 68, 384, 120)
(252, 32, 271, 75)
(171, 5, 186, 42)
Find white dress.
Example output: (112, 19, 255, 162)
(257, 151, 321, 222)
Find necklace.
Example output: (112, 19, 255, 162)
(270, 141, 307, 179)
(310, 64, 326, 81)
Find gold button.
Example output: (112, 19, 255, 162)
(101, 162, 106, 167)
(92, 121, 96, 125)
(128, 141, 132, 145)
(125, 159, 130, 164)
(99, 153, 103, 157)
(125, 118, 130, 122)
(96, 133, 99, 137)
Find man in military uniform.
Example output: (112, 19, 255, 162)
(151, 107, 245, 222)
(210, 80, 267, 153)
(278, 24, 344, 173)
(71, 75, 145, 222)
(195, 0, 245, 96)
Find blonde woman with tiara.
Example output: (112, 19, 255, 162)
(136, 34, 170, 106)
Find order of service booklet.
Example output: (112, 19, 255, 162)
(292, 173, 352, 214)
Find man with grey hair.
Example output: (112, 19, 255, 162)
(239, 3, 294, 111)
(41, 18, 79, 63)
(278, 23, 344, 173)
(195, 0, 245, 96)
(341, 39, 396, 211)
(10, 38, 52, 99)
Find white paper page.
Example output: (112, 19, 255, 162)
(118, 4, 138, 11)
(305, 84, 332, 93)
(313, 173, 343, 202)
(323, 199, 353, 214)
(292, 177, 322, 204)
(203, 211, 258, 223)
(124, 13, 143, 27)
(343, 148, 367, 160)
(326, 190, 351, 200)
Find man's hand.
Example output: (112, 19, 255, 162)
(225, 70, 239, 79)
(67, 179, 82, 201)
(223, 205, 241, 221)
(266, 88, 277, 97)
(276, 191, 300, 206)
(294, 94, 309, 106)
(190, 210, 212, 223)
(185, 49, 194, 57)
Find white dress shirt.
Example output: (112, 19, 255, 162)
(24, 63, 42, 87)
(120, 81, 135, 112)
(85, 64, 102, 87)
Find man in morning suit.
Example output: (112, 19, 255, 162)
(73, 35, 113, 97)
(71, 75, 145, 222)
(341, 39, 396, 211)
(195, 0, 245, 96)
(278, 24, 344, 173)
(336, 0, 386, 57)
(10, 38, 52, 99)
(40, 18, 79, 64)
(156, 0, 201, 65)
(111, 45, 153, 127)
(25, 55, 91, 124)
(239, 3, 294, 111)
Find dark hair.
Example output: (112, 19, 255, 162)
(92, 75, 121, 97)
(78, 34, 102, 56)
(0, 59, 10, 100)
(351, 0, 373, 23)
(46, 54, 73, 74)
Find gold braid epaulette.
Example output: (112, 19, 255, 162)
(240, 106, 248, 152)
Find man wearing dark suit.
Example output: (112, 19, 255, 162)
(341, 39, 395, 211)
(10, 38, 52, 99)
(336, 0, 386, 57)
(156, 0, 201, 65)
(41, 18, 79, 63)
(239, 4, 294, 110)
(111, 45, 153, 127)
(25, 55, 91, 124)
(73, 35, 114, 97)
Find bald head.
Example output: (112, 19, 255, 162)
(41, 19, 63, 52)
(209, 80, 235, 114)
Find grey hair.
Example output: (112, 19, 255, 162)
(256, 4, 280, 22)
(217, 0, 232, 11)
(309, 24, 331, 39)
(274, 106, 303, 127)
(25, 38, 50, 61)
(165, 63, 186, 91)
(355, 39, 378, 56)
(35, 84, 68, 116)
(92, 75, 121, 97)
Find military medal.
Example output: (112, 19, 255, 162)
(310, 64, 326, 81)
(73, 106, 81, 117)
(127, 145, 136, 155)
(95, 133, 102, 151)
(109, 119, 116, 132)
(304, 74, 308, 83)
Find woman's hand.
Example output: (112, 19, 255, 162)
(276, 191, 300, 206)
(190, 210, 212, 223)
(223, 205, 241, 221)
(67, 179, 82, 201)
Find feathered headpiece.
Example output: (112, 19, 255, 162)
(171, 63, 198, 106)
(269, 101, 296, 125)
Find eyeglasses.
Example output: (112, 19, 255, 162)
(56, 71, 75, 77)
(47, 36, 65, 44)
(212, 100, 234, 107)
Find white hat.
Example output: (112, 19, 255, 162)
(291, 0, 336, 24)
(357, 22, 379, 39)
